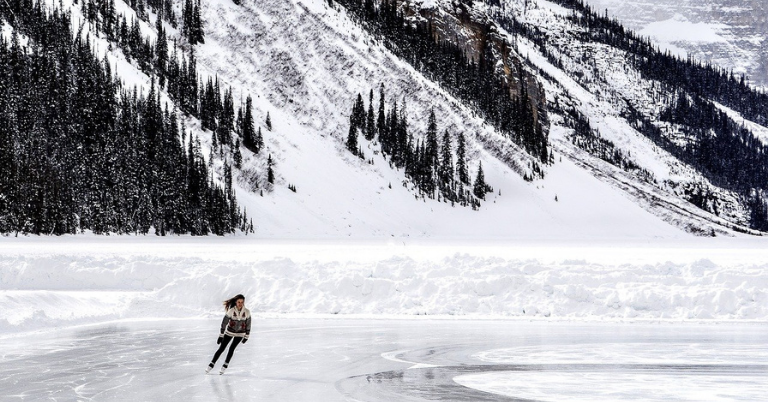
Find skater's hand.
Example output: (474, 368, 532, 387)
(242, 338, 247, 344)
(217, 336, 222, 344)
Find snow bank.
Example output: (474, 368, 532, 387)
(2, 240, 767, 333)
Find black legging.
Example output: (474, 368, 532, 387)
(210, 335, 242, 366)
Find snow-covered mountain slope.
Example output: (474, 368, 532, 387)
(584, 0, 768, 88)
(187, 0, 699, 239)
(4, 0, 767, 239)
(189, 0, 768, 238)
(482, 0, 768, 235)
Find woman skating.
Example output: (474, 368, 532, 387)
(206, 294, 251, 374)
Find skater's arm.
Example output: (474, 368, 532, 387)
(220, 310, 231, 336)
(244, 315, 251, 340)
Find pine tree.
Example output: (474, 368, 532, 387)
(265, 111, 272, 131)
(256, 126, 263, 152)
(155, 15, 168, 87)
(267, 154, 275, 184)
(242, 95, 259, 153)
(457, 132, 469, 184)
(216, 87, 234, 146)
(354, 93, 365, 132)
(200, 77, 217, 132)
(749, 192, 768, 231)
(193, 0, 204, 44)
(377, 84, 386, 139)
(182, 0, 204, 45)
(473, 161, 488, 200)
(423, 108, 439, 194)
(346, 118, 359, 154)
(382, 99, 397, 156)
(233, 138, 243, 168)
(439, 130, 454, 189)
(224, 162, 233, 198)
(235, 99, 243, 137)
(365, 89, 375, 141)
(182, 0, 192, 40)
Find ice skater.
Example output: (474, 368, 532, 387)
(206, 294, 251, 375)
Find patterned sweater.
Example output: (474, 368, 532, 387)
(220, 307, 251, 339)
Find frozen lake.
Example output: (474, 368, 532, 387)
(1, 319, 765, 401)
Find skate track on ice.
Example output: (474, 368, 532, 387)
(0, 319, 765, 401)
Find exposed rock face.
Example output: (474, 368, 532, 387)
(585, 0, 768, 87)
(399, 0, 548, 135)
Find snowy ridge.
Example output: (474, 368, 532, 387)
(2, 241, 767, 334)
(495, 0, 768, 233)
(585, 0, 768, 88)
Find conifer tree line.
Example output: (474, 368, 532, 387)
(496, 1, 768, 127)
(72, 0, 202, 111)
(620, 98, 768, 230)
(330, 0, 549, 171)
(111, 0, 177, 26)
(181, 0, 204, 45)
(545, 0, 768, 127)
(659, 92, 768, 196)
(75, 0, 268, 158)
(347, 86, 492, 207)
(73, 0, 266, 161)
(0, 1, 254, 235)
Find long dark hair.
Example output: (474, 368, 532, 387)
(223, 294, 245, 311)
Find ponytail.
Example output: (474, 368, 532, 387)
(223, 294, 245, 311)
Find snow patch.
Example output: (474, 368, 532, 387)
(639, 14, 728, 45)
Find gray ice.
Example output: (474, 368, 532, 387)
(0, 319, 766, 401)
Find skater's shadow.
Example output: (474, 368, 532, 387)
(209, 376, 235, 401)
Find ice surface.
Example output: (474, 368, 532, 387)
(1, 319, 764, 401)
(455, 372, 768, 401)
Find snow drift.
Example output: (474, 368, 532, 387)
(2, 240, 767, 334)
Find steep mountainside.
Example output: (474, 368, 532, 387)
(3, 0, 768, 238)
(490, 0, 768, 235)
(584, 0, 768, 88)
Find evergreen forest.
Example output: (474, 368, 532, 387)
(0, 0, 254, 235)
(346, 87, 492, 208)
(331, 0, 549, 174)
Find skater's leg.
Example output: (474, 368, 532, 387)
(223, 336, 243, 366)
(210, 335, 233, 365)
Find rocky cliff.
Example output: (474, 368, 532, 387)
(400, 0, 549, 134)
